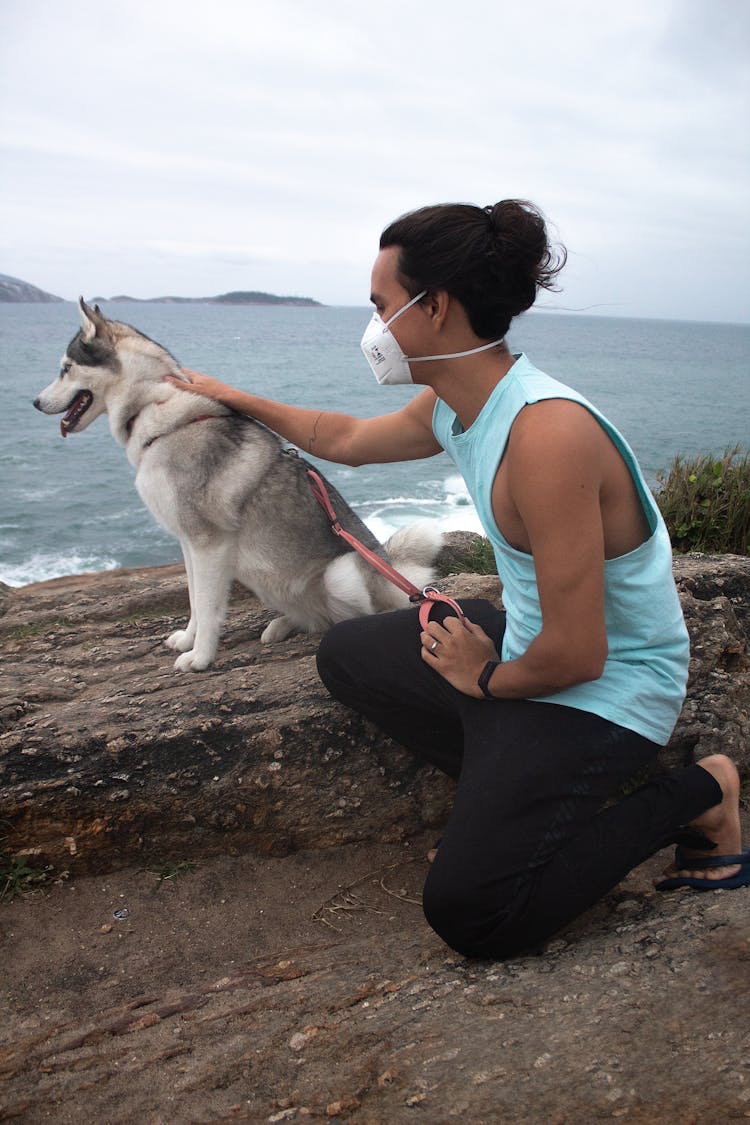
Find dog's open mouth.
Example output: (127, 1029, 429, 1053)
(60, 390, 93, 437)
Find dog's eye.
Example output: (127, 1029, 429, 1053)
(60, 362, 72, 377)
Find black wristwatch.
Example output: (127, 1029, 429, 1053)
(477, 660, 500, 700)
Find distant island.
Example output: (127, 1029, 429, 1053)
(95, 291, 322, 307)
(0, 274, 64, 303)
(0, 272, 321, 307)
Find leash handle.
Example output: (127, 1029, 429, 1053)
(417, 587, 466, 630)
(306, 468, 466, 627)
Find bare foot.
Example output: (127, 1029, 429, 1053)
(655, 754, 743, 885)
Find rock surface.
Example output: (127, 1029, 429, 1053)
(0, 834, 747, 1124)
(1, 548, 748, 1122)
(0, 564, 453, 877)
(1, 550, 748, 877)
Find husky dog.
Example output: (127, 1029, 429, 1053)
(33, 300, 441, 671)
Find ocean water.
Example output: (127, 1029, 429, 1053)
(1, 303, 748, 587)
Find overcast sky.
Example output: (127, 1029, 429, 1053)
(1, 0, 748, 322)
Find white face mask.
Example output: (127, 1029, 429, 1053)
(360, 291, 427, 385)
(360, 290, 504, 385)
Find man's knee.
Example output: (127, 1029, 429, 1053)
(316, 619, 359, 691)
(422, 865, 518, 959)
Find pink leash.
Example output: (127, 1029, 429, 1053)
(306, 467, 466, 630)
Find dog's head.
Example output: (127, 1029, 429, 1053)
(33, 299, 181, 438)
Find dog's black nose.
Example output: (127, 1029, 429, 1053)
(33, 397, 41, 410)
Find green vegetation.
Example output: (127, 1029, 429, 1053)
(436, 533, 498, 578)
(656, 447, 750, 556)
(0, 832, 50, 902)
(464, 535, 498, 575)
(461, 535, 498, 576)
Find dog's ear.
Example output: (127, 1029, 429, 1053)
(78, 297, 109, 341)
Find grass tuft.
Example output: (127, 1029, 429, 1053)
(461, 536, 499, 575)
(0, 845, 50, 902)
(655, 447, 750, 556)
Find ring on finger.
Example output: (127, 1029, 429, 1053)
(430, 639, 439, 652)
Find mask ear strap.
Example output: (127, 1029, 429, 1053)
(384, 289, 428, 328)
(409, 337, 504, 363)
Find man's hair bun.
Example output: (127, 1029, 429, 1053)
(381, 199, 566, 338)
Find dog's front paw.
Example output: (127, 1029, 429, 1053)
(173, 649, 213, 672)
(166, 628, 196, 652)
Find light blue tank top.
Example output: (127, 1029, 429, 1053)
(432, 353, 689, 745)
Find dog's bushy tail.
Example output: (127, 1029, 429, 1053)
(383, 521, 443, 601)
(323, 521, 443, 620)
(385, 521, 443, 569)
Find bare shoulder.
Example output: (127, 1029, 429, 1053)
(508, 398, 607, 469)
(511, 397, 601, 439)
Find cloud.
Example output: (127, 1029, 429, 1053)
(1, 0, 748, 320)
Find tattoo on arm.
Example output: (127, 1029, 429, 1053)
(308, 410, 325, 453)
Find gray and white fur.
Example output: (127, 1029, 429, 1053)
(33, 300, 441, 671)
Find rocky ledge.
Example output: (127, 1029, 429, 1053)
(0, 543, 747, 877)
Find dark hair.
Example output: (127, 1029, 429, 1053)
(379, 200, 566, 339)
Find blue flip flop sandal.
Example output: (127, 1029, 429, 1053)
(656, 846, 750, 891)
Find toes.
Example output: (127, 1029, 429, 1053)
(166, 629, 195, 652)
(173, 650, 213, 672)
(655, 863, 742, 884)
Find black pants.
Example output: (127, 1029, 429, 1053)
(316, 599, 721, 959)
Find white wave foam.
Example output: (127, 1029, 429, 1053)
(436, 507, 484, 533)
(443, 473, 473, 500)
(361, 476, 483, 541)
(0, 552, 119, 588)
(15, 487, 64, 502)
(1, 479, 483, 586)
